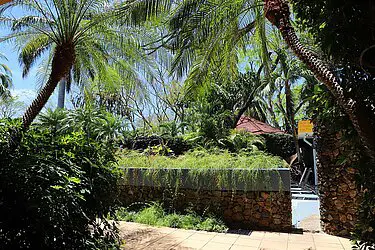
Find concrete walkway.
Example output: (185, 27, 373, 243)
(119, 222, 353, 250)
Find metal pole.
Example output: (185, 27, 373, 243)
(303, 137, 318, 192)
(313, 146, 318, 192)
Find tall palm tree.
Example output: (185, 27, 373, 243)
(0, 53, 12, 99)
(0, 0, 167, 129)
(264, 0, 375, 158)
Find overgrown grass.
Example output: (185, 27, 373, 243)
(117, 149, 288, 170)
(115, 203, 228, 233)
(118, 149, 288, 191)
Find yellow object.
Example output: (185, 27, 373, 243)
(298, 120, 313, 135)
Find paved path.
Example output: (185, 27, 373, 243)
(119, 222, 353, 250)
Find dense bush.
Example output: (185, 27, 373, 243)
(0, 117, 121, 249)
(183, 129, 266, 153)
(120, 135, 191, 155)
(261, 133, 296, 159)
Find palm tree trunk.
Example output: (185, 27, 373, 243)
(264, 0, 375, 158)
(57, 79, 66, 109)
(22, 45, 75, 129)
(285, 79, 301, 162)
(285, 79, 293, 134)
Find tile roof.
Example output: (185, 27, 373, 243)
(235, 116, 285, 135)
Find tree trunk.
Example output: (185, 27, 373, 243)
(285, 79, 293, 134)
(22, 45, 75, 129)
(285, 79, 301, 162)
(264, 0, 375, 159)
(315, 120, 362, 236)
(57, 79, 66, 109)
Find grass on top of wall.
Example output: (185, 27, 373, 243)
(117, 149, 288, 170)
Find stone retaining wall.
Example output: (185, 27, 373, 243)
(120, 168, 292, 232)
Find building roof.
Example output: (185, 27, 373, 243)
(0, 0, 12, 5)
(235, 116, 285, 135)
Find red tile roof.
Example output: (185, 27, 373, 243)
(236, 116, 285, 135)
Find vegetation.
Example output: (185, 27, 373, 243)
(261, 133, 295, 160)
(0, 53, 12, 99)
(0, 96, 25, 118)
(0, 0, 374, 248)
(0, 0, 166, 129)
(0, 116, 121, 249)
(119, 148, 288, 192)
(114, 203, 228, 233)
(265, 0, 375, 159)
(118, 149, 286, 170)
(290, 0, 375, 247)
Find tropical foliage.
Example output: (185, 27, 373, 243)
(0, 53, 12, 99)
(0, 0, 165, 128)
(0, 117, 121, 249)
(0, 0, 374, 248)
(0, 96, 25, 118)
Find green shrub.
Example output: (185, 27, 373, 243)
(182, 129, 265, 153)
(38, 107, 126, 144)
(115, 203, 228, 233)
(0, 118, 121, 249)
(120, 135, 191, 155)
(261, 133, 296, 159)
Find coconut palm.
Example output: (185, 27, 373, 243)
(0, 0, 168, 129)
(0, 53, 12, 99)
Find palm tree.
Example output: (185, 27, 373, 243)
(166, 0, 270, 83)
(165, 0, 283, 128)
(0, 0, 168, 129)
(264, 0, 375, 158)
(0, 53, 12, 99)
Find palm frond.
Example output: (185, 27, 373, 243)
(18, 34, 52, 77)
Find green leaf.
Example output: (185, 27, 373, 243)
(67, 176, 81, 184)
(51, 185, 64, 190)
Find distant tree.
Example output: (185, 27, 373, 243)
(0, 96, 25, 118)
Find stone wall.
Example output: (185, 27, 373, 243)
(119, 186, 292, 232)
(316, 126, 362, 236)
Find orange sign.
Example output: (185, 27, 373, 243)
(298, 120, 313, 135)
